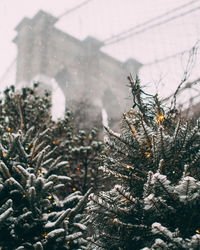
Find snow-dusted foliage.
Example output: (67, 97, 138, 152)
(87, 170, 200, 249)
(86, 77, 200, 249)
(0, 128, 91, 249)
(0, 85, 104, 195)
(0, 83, 51, 135)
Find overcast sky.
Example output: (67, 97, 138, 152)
(0, 0, 200, 102)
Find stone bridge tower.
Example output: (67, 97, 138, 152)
(13, 10, 142, 127)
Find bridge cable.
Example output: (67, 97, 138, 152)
(103, 0, 200, 46)
(57, 0, 95, 19)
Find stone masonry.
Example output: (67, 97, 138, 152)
(13, 10, 142, 127)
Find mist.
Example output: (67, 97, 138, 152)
(0, 0, 200, 127)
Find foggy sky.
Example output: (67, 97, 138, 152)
(0, 0, 200, 102)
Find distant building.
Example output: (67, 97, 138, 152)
(13, 10, 142, 127)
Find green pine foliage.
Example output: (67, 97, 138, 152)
(0, 84, 104, 195)
(86, 76, 200, 249)
(0, 127, 91, 249)
(0, 197, 13, 242)
(0, 83, 51, 135)
(50, 118, 104, 194)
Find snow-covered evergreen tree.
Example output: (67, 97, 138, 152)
(0, 84, 103, 195)
(51, 118, 104, 194)
(87, 76, 200, 249)
(0, 122, 91, 249)
(0, 83, 51, 135)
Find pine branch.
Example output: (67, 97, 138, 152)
(123, 114, 141, 151)
(140, 116, 152, 149)
(87, 237, 104, 248)
(16, 138, 30, 160)
(104, 126, 129, 146)
(99, 166, 129, 180)
(143, 171, 153, 198)
(0, 161, 11, 179)
(46, 228, 65, 241)
(172, 118, 181, 146)
(159, 126, 166, 160)
(157, 159, 164, 174)
(115, 185, 135, 203)
(106, 140, 128, 157)
(5, 177, 25, 194)
(144, 194, 163, 217)
(16, 95, 25, 129)
(12, 165, 29, 181)
(0, 199, 12, 215)
(152, 134, 157, 167)
(171, 121, 189, 166)
(35, 150, 46, 175)
(113, 218, 148, 229)
(69, 187, 92, 218)
(88, 193, 119, 215)
(152, 223, 185, 248)
(152, 173, 174, 200)
(5, 134, 19, 161)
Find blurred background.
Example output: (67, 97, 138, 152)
(0, 0, 200, 127)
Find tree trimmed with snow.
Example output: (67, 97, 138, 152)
(0, 127, 91, 250)
(86, 76, 200, 249)
(0, 84, 104, 195)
